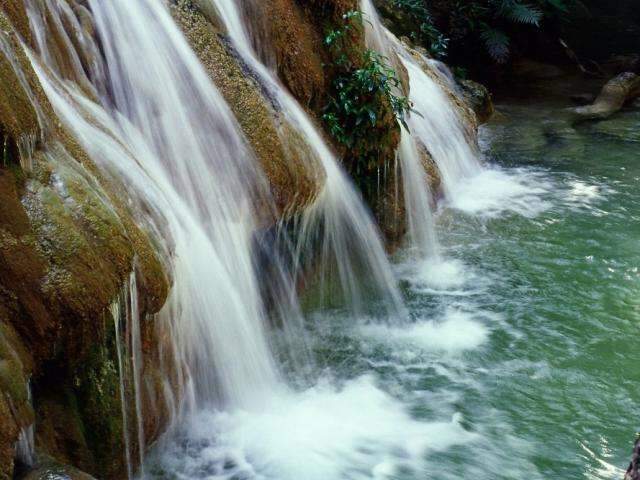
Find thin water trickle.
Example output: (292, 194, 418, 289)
(111, 297, 133, 480)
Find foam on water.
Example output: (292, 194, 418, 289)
(446, 167, 553, 218)
(151, 375, 477, 480)
(568, 180, 601, 201)
(362, 309, 490, 354)
(398, 256, 471, 292)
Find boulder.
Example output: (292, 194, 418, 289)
(459, 79, 494, 124)
(569, 72, 640, 123)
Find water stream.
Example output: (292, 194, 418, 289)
(15, 0, 638, 478)
(149, 99, 639, 480)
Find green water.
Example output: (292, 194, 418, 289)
(150, 94, 639, 480)
(309, 102, 640, 479)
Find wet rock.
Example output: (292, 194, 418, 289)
(569, 72, 640, 123)
(171, 0, 323, 219)
(0, 322, 33, 480)
(625, 434, 640, 480)
(459, 79, 494, 124)
(19, 460, 97, 480)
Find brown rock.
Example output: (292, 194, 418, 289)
(570, 72, 640, 123)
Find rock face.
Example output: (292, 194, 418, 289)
(170, 0, 324, 218)
(0, 4, 169, 479)
(570, 72, 640, 123)
(460, 79, 494, 124)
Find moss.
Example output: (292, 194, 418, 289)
(72, 321, 125, 479)
(171, 0, 322, 217)
(34, 390, 94, 473)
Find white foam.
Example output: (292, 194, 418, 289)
(153, 376, 476, 480)
(447, 168, 552, 218)
(406, 257, 470, 291)
(362, 309, 490, 353)
(568, 180, 601, 201)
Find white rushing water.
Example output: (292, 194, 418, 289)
(201, 0, 406, 319)
(360, 0, 482, 203)
(21, 0, 418, 476)
(361, 0, 548, 225)
(17, 0, 504, 477)
(27, 0, 282, 414)
(359, 0, 440, 259)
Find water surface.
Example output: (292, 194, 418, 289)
(152, 98, 640, 480)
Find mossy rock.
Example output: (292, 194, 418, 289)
(171, 0, 323, 218)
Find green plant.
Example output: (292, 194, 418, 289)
(322, 10, 412, 171)
(388, 0, 449, 58)
(384, 0, 576, 63)
(469, 0, 575, 62)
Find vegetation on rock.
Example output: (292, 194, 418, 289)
(323, 10, 411, 175)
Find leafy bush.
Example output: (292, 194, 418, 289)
(387, 0, 449, 58)
(322, 10, 411, 172)
(476, 0, 567, 62)
(381, 0, 578, 63)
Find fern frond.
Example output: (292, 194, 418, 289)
(480, 28, 510, 62)
(504, 2, 543, 25)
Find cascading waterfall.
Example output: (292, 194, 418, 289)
(22, 0, 415, 475)
(400, 54, 483, 200)
(362, 0, 539, 224)
(360, 0, 483, 204)
(202, 0, 406, 319)
(26, 0, 283, 415)
(360, 0, 440, 258)
(360, 0, 485, 288)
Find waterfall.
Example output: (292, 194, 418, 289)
(400, 55, 483, 200)
(360, 0, 483, 204)
(357, 0, 439, 258)
(26, 0, 282, 413)
(202, 0, 406, 319)
(24, 0, 408, 461)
